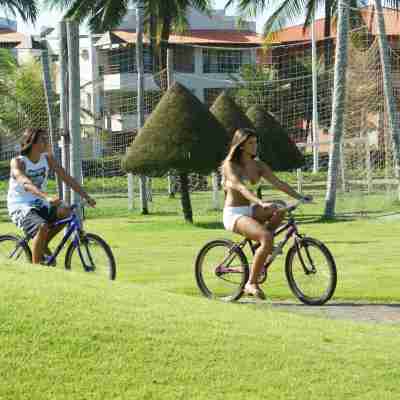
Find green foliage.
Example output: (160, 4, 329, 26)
(0, 49, 17, 78)
(0, 57, 48, 136)
(232, 64, 277, 110)
(209, 91, 254, 142)
(123, 82, 227, 176)
(246, 105, 305, 171)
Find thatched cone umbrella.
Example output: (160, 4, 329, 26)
(210, 91, 255, 143)
(246, 105, 305, 171)
(123, 82, 227, 223)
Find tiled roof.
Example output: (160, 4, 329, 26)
(271, 6, 400, 43)
(0, 29, 31, 48)
(96, 29, 262, 47)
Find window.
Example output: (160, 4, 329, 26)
(203, 49, 251, 74)
(99, 45, 153, 75)
(173, 46, 195, 73)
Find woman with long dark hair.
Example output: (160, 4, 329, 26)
(221, 128, 312, 299)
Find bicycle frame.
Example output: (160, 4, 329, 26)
(43, 207, 83, 265)
(214, 215, 301, 277)
(235, 215, 300, 255)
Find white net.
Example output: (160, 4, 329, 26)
(1, 7, 400, 219)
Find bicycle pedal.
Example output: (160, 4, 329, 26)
(41, 255, 56, 267)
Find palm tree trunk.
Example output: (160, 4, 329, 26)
(324, 0, 350, 218)
(374, 0, 400, 196)
(160, 17, 172, 69)
(179, 172, 193, 223)
(150, 12, 158, 73)
(324, 0, 333, 68)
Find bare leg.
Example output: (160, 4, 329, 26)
(253, 205, 287, 231)
(31, 224, 50, 264)
(44, 207, 71, 255)
(234, 216, 273, 299)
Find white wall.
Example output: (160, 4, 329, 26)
(187, 8, 256, 31)
(117, 7, 256, 32)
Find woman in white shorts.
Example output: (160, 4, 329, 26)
(221, 128, 312, 299)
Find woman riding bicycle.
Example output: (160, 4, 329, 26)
(7, 128, 96, 265)
(221, 128, 312, 299)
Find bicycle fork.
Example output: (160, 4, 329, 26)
(294, 236, 317, 275)
(74, 232, 95, 272)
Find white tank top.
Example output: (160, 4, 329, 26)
(7, 153, 50, 215)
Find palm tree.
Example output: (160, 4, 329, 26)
(45, 0, 211, 71)
(0, 0, 37, 23)
(324, 0, 349, 218)
(225, 0, 370, 67)
(373, 0, 400, 198)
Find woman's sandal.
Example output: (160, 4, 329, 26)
(243, 285, 266, 300)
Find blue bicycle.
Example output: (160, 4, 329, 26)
(0, 203, 116, 280)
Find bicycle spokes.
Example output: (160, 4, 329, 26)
(195, 240, 248, 301)
(1, 242, 22, 261)
(215, 252, 244, 281)
(288, 239, 336, 304)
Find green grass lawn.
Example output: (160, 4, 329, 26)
(1, 192, 400, 398)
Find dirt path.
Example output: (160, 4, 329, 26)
(240, 300, 400, 324)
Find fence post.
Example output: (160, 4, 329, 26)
(66, 20, 82, 214)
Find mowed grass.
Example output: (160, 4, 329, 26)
(1, 262, 400, 399)
(1, 192, 400, 398)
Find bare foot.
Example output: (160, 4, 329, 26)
(244, 283, 266, 300)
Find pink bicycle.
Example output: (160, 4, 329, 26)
(195, 200, 337, 305)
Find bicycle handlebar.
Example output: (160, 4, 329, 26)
(70, 199, 89, 210)
(273, 198, 312, 213)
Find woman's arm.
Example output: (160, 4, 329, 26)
(47, 153, 96, 206)
(223, 161, 264, 206)
(258, 161, 305, 200)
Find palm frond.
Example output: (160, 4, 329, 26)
(89, 0, 129, 32)
(262, 0, 308, 37)
(0, 0, 37, 23)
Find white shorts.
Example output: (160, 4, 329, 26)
(223, 205, 256, 232)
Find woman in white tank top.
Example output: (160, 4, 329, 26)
(7, 128, 96, 265)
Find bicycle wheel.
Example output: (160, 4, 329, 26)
(195, 239, 249, 302)
(285, 237, 337, 305)
(65, 233, 116, 280)
(0, 234, 31, 264)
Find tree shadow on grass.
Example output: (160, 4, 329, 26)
(194, 221, 224, 230)
(145, 211, 179, 217)
(239, 300, 400, 310)
(322, 240, 376, 245)
(271, 302, 400, 308)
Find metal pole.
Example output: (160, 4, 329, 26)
(136, 0, 149, 214)
(59, 21, 71, 204)
(311, 8, 320, 173)
(166, 47, 176, 198)
(66, 21, 82, 213)
(41, 38, 63, 198)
